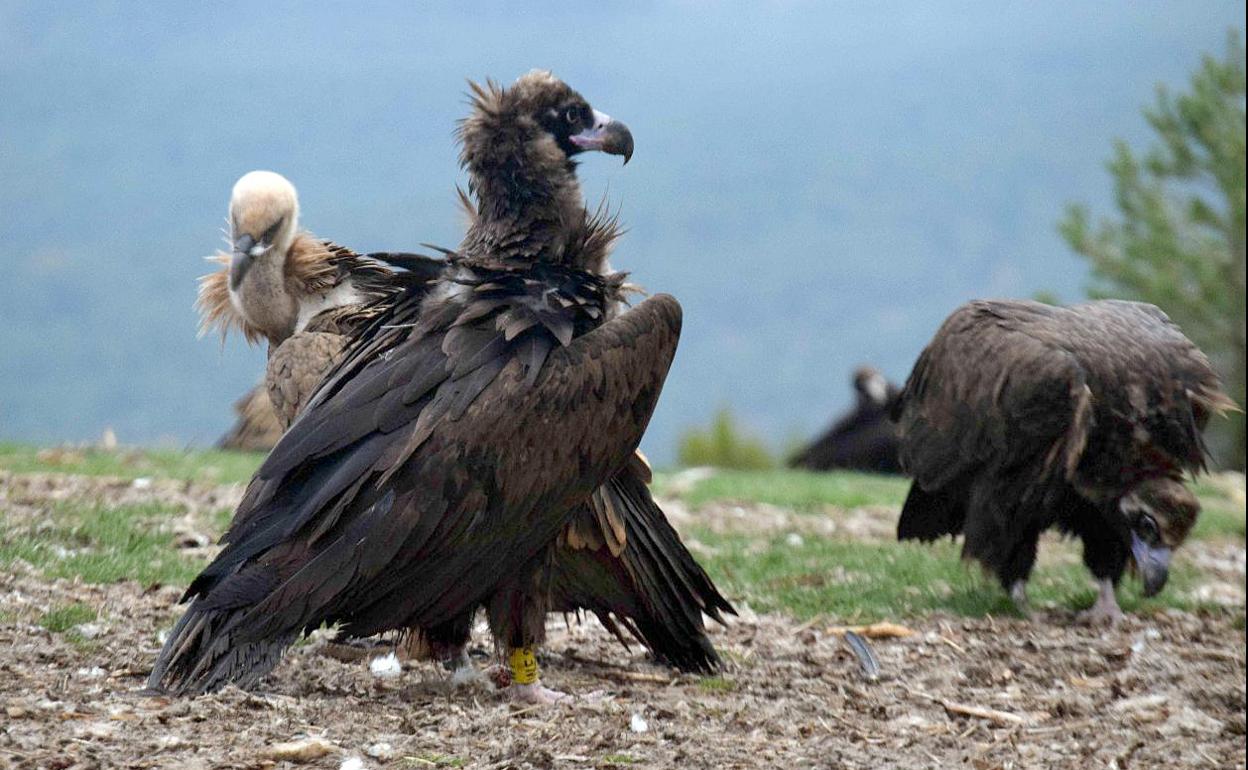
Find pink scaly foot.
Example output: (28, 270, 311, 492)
(1077, 579, 1125, 627)
(508, 681, 570, 705)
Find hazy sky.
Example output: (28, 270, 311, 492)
(0, 2, 1242, 462)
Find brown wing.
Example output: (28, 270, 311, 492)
(1050, 300, 1235, 488)
(264, 331, 349, 429)
(149, 293, 681, 694)
(549, 455, 735, 673)
(895, 300, 1091, 492)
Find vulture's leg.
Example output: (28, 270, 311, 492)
(1009, 580, 1032, 616)
(1077, 578, 1124, 627)
(487, 564, 565, 704)
(995, 526, 1042, 619)
(1070, 509, 1129, 626)
(423, 613, 478, 681)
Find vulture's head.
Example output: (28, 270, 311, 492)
(853, 366, 891, 408)
(228, 170, 300, 291)
(459, 71, 633, 185)
(1120, 477, 1199, 596)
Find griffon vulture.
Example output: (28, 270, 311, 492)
(893, 299, 1236, 624)
(154, 72, 729, 703)
(789, 366, 902, 474)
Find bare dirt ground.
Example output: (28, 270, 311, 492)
(1, 473, 1245, 770)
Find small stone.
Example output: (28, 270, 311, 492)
(6, 706, 26, 718)
(131, 477, 153, 490)
(74, 623, 106, 640)
(364, 743, 395, 760)
(630, 712, 649, 733)
(369, 653, 402, 679)
(339, 757, 366, 770)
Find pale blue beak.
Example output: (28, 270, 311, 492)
(1131, 533, 1172, 597)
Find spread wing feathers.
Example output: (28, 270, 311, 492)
(550, 457, 736, 673)
(148, 290, 681, 695)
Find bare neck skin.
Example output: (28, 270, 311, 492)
(230, 245, 298, 345)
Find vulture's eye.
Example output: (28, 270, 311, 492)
(1135, 514, 1160, 545)
(262, 217, 284, 244)
(564, 107, 581, 125)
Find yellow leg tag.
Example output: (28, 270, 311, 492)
(508, 646, 539, 685)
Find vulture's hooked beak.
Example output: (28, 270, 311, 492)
(229, 233, 268, 290)
(570, 109, 634, 164)
(1131, 534, 1172, 597)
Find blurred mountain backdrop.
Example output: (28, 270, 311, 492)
(0, 2, 1242, 464)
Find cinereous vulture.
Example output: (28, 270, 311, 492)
(152, 72, 729, 703)
(198, 169, 732, 681)
(893, 299, 1236, 624)
(789, 365, 903, 474)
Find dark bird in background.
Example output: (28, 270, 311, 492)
(893, 299, 1237, 624)
(198, 169, 732, 678)
(789, 365, 902, 474)
(215, 387, 283, 452)
(152, 71, 729, 703)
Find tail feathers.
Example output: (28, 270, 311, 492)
(147, 599, 293, 696)
(552, 468, 736, 674)
(897, 482, 966, 542)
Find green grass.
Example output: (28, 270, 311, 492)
(696, 676, 736, 692)
(692, 528, 1211, 622)
(654, 468, 910, 511)
(0, 442, 264, 485)
(600, 755, 641, 766)
(0, 445, 1240, 627)
(39, 603, 97, 633)
(0, 500, 218, 586)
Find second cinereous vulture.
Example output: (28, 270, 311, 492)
(152, 71, 728, 703)
(893, 299, 1236, 624)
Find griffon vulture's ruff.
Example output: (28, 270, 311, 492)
(198, 170, 419, 432)
(894, 299, 1236, 624)
(152, 72, 724, 704)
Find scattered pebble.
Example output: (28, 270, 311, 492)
(369, 652, 402, 679)
(785, 532, 804, 547)
(74, 623, 106, 640)
(364, 742, 395, 760)
(339, 757, 365, 770)
(131, 477, 153, 490)
(630, 711, 649, 733)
